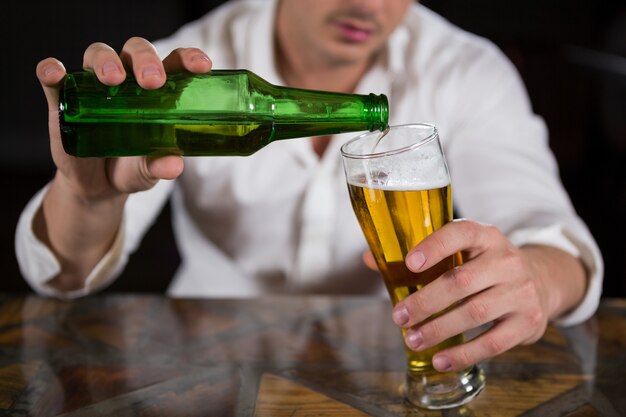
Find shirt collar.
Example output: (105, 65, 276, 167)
(236, 0, 411, 90)
(234, 0, 411, 166)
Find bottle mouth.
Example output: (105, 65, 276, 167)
(368, 93, 389, 131)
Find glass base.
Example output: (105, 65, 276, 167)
(404, 365, 485, 410)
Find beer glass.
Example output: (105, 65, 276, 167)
(340, 124, 485, 409)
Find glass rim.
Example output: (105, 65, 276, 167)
(340, 123, 439, 160)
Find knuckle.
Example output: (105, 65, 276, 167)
(432, 235, 448, 254)
(457, 347, 475, 369)
(476, 222, 503, 244)
(482, 334, 506, 356)
(519, 279, 539, 299)
(422, 319, 443, 342)
(408, 292, 430, 317)
(467, 299, 489, 325)
(527, 307, 546, 328)
(502, 247, 524, 270)
(450, 267, 474, 292)
(461, 219, 481, 241)
(516, 280, 547, 326)
(484, 223, 502, 238)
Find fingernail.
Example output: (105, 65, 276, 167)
(191, 53, 210, 63)
(392, 307, 409, 326)
(102, 61, 119, 75)
(433, 355, 452, 372)
(407, 250, 426, 271)
(406, 330, 423, 350)
(142, 65, 161, 78)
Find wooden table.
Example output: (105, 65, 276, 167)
(0, 295, 623, 417)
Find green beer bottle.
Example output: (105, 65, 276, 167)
(59, 70, 389, 157)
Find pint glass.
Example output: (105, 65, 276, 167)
(340, 124, 485, 409)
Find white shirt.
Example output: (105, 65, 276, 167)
(16, 0, 603, 326)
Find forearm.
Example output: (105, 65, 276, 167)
(520, 245, 587, 322)
(33, 173, 127, 291)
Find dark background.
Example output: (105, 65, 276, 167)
(1, 0, 624, 296)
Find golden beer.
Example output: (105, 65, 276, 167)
(341, 124, 485, 409)
(347, 181, 464, 373)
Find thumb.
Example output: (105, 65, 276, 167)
(36, 58, 66, 111)
(107, 155, 185, 194)
(146, 155, 185, 180)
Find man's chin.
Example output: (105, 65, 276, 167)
(325, 44, 378, 66)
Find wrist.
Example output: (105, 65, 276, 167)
(520, 245, 587, 321)
(38, 174, 127, 274)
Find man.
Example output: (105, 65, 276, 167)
(18, 0, 602, 374)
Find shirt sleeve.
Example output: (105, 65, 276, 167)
(14, 9, 212, 298)
(440, 39, 603, 326)
(508, 223, 603, 326)
(15, 180, 175, 298)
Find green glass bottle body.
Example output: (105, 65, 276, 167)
(59, 70, 389, 157)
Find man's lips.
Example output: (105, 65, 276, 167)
(334, 21, 375, 43)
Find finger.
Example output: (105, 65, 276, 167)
(403, 286, 510, 351)
(119, 37, 165, 89)
(162, 47, 212, 74)
(36, 58, 67, 111)
(36, 58, 69, 160)
(82, 42, 126, 86)
(362, 250, 378, 271)
(393, 252, 503, 328)
(146, 155, 185, 180)
(430, 317, 526, 372)
(405, 219, 499, 272)
(107, 156, 184, 194)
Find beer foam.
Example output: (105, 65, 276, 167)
(347, 148, 450, 191)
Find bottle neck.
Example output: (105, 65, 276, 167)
(268, 87, 389, 140)
(365, 93, 389, 132)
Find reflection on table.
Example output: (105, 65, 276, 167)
(0, 295, 624, 416)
